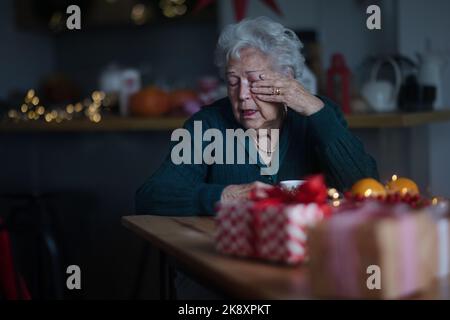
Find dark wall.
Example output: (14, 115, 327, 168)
(0, 131, 172, 299)
(0, 0, 54, 99)
(54, 23, 219, 94)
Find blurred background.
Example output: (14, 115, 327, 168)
(0, 0, 450, 299)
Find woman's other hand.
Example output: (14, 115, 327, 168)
(220, 181, 273, 203)
(250, 72, 324, 116)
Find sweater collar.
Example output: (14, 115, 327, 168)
(220, 97, 291, 179)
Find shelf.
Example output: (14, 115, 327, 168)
(2, 110, 450, 132)
(346, 110, 450, 128)
(0, 116, 187, 132)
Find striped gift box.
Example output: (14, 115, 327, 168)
(215, 201, 325, 264)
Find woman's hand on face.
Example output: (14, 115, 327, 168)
(220, 181, 273, 203)
(250, 71, 324, 116)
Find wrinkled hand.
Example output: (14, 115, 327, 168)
(221, 181, 272, 204)
(250, 71, 324, 116)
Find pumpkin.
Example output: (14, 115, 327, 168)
(169, 89, 198, 110)
(129, 87, 171, 117)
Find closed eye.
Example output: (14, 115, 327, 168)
(227, 76, 239, 87)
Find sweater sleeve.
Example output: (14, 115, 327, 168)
(307, 96, 379, 190)
(135, 112, 226, 216)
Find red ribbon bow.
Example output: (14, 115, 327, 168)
(249, 174, 332, 217)
(247, 175, 332, 257)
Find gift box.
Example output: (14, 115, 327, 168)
(215, 175, 331, 264)
(308, 202, 438, 299)
(428, 199, 450, 278)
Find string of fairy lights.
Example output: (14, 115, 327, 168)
(47, 0, 189, 32)
(6, 89, 106, 123)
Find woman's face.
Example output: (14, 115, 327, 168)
(226, 47, 284, 130)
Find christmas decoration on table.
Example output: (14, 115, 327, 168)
(307, 174, 450, 298)
(4, 89, 106, 124)
(428, 197, 450, 279)
(308, 200, 438, 299)
(343, 175, 430, 209)
(193, 0, 282, 21)
(385, 175, 420, 196)
(215, 175, 331, 265)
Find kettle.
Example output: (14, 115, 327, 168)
(361, 58, 402, 112)
(417, 51, 448, 110)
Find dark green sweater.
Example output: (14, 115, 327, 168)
(135, 96, 378, 216)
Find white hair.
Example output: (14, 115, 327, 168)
(215, 16, 305, 80)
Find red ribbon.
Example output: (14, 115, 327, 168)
(247, 175, 331, 257)
(249, 174, 331, 215)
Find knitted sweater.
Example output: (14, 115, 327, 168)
(136, 96, 378, 215)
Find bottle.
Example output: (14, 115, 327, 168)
(119, 69, 141, 116)
(327, 53, 351, 114)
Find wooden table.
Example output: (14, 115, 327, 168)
(122, 215, 450, 300)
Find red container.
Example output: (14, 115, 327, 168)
(327, 53, 351, 114)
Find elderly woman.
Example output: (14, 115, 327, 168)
(136, 16, 378, 216)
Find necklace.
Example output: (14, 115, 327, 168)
(253, 134, 277, 157)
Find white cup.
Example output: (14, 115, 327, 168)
(279, 180, 305, 191)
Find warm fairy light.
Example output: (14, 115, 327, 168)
(75, 103, 83, 112)
(27, 111, 35, 119)
(364, 189, 373, 197)
(66, 104, 74, 114)
(432, 197, 439, 205)
(48, 12, 63, 31)
(131, 4, 149, 25)
(401, 187, 408, 195)
(92, 113, 102, 123)
(160, 0, 186, 18)
(175, 4, 187, 15)
(36, 106, 45, 115)
(27, 89, 35, 99)
(31, 97, 39, 106)
(8, 110, 18, 118)
(7, 89, 105, 125)
(392, 174, 398, 181)
(333, 200, 340, 207)
(92, 91, 104, 102)
(327, 188, 340, 199)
